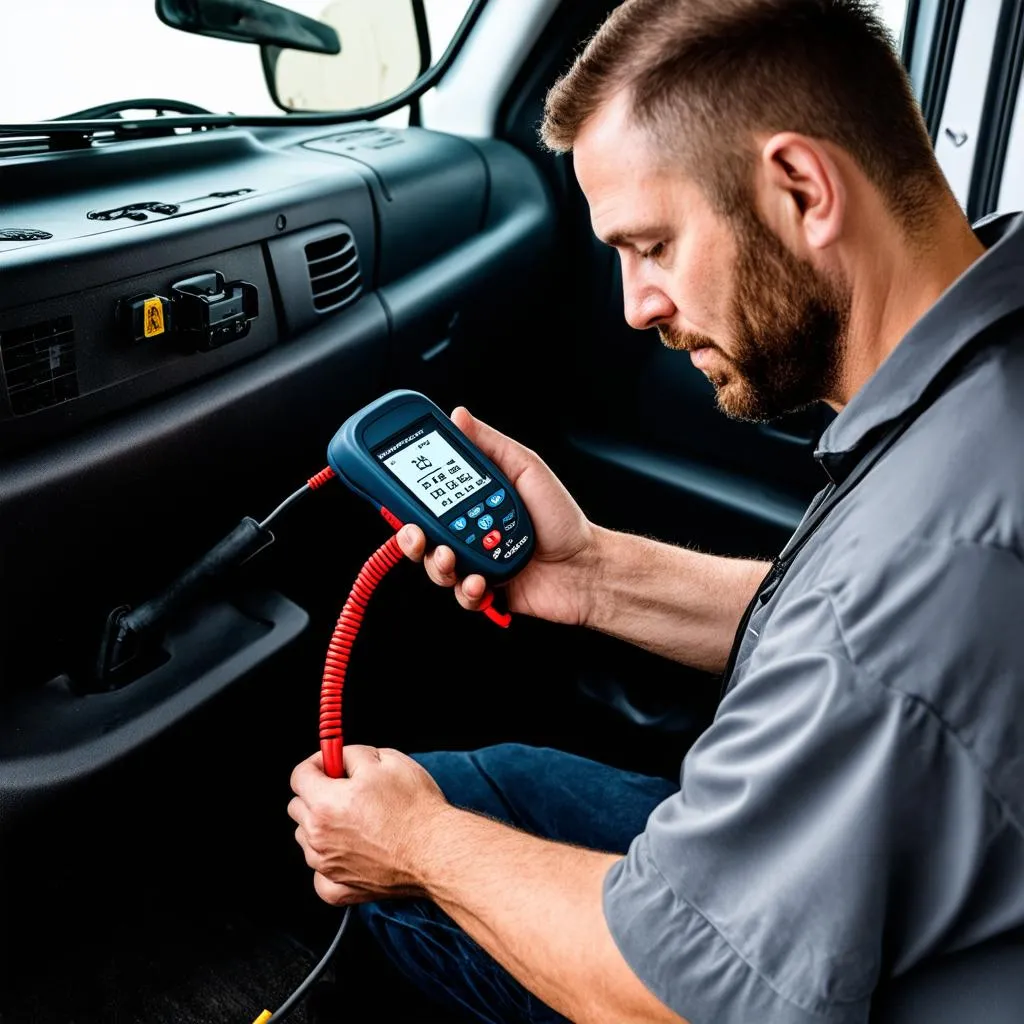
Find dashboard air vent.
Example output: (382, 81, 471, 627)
(0, 315, 79, 415)
(305, 231, 361, 313)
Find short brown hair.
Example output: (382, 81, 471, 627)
(541, 0, 946, 232)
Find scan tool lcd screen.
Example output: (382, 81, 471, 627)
(379, 427, 491, 517)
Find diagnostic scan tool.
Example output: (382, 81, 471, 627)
(327, 390, 535, 583)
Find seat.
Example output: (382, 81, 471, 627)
(869, 931, 1024, 1023)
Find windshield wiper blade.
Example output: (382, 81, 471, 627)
(54, 97, 217, 120)
(0, 118, 232, 145)
(0, 114, 254, 137)
(0, 101, 412, 138)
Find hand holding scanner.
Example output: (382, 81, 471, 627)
(326, 390, 535, 583)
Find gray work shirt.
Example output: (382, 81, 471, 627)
(604, 211, 1024, 1024)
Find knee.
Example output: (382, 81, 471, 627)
(412, 743, 538, 822)
(409, 749, 473, 802)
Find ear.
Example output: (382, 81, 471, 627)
(755, 132, 845, 252)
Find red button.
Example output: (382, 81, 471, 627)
(482, 530, 502, 550)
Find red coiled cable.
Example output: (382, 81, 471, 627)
(319, 507, 405, 779)
(314, 481, 510, 778)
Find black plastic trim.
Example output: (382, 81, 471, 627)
(920, 0, 967, 140)
(412, 0, 432, 76)
(0, 292, 388, 696)
(0, 588, 308, 801)
(901, 0, 922, 67)
(967, 0, 1024, 218)
(377, 136, 556, 355)
(568, 434, 807, 533)
(0, 293, 388, 509)
(408, 0, 431, 126)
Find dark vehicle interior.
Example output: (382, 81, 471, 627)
(1, 0, 1023, 1021)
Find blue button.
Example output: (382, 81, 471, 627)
(501, 510, 516, 523)
(486, 489, 506, 508)
(476, 514, 494, 531)
(464, 533, 477, 545)
(467, 504, 484, 519)
(450, 517, 467, 532)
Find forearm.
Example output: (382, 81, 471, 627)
(584, 526, 768, 673)
(416, 805, 687, 1024)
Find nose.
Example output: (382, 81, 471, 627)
(620, 257, 675, 331)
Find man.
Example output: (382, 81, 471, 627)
(288, 1, 1024, 1021)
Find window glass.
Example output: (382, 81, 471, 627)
(932, 0, 1004, 209)
(0, 0, 474, 122)
(997, 73, 1024, 209)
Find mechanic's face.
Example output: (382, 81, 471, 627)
(573, 92, 848, 421)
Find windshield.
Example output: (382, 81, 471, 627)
(0, 0, 911, 125)
(0, 0, 467, 123)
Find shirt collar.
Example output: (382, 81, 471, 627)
(814, 211, 1024, 482)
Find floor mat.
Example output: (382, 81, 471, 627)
(0, 913, 322, 1024)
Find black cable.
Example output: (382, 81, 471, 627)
(260, 484, 311, 530)
(265, 907, 352, 1022)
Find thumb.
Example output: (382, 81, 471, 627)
(451, 407, 536, 485)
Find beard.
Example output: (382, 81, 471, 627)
(659, 211, 850, 422)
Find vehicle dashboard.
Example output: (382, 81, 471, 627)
(0, 118, 558, 808)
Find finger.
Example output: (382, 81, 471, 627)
(290, 761, 310, 797)
(290, 756, 318, 797)
(313, 872, 367, 907)
(450, 407, 536, 485)
(294, 825, 319, 860)
(290, 752, 335, 803)
(396, 524, 426, 562)
(423, 545, 459, 588)
(453, 574, 488, 610)
(287, 796, 309, 828)
(343, 743, 383, 777)
(297, 828, 322, 870)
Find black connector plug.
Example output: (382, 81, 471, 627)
(92, 516, 274, 690)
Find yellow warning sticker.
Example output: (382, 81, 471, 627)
(143, 297, 165, 338)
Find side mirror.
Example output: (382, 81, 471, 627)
(263, 0, 427, 113)
(155, 0, 340, 55)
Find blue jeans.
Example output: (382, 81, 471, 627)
(358, 744, 679, 1023)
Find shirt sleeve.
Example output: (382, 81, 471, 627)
(603, 574, 1001, 1024)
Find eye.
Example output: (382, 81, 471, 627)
(640, 241, 666, 261)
